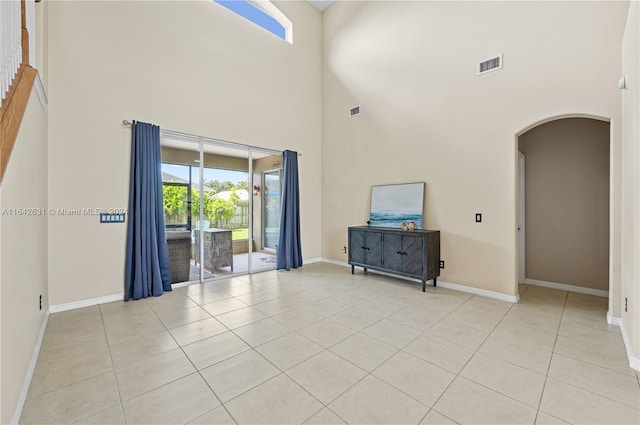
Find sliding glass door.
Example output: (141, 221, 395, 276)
(160, 138, 281, 283)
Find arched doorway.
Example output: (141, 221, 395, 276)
(516, 116, 611, 298)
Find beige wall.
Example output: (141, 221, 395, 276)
(321, 0, 628, 296)
(0, 87, 49, 424)
(518, 118, 609, 290)
(46, 0, 322, 306)
(620, 0, 640, 364)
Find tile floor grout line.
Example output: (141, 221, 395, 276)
(267, 280, 429, 422)
(172, 285, 248, 423)
(361, 348, 439, 411)
(97, 303, 128, 425)
(550, 350, 639, 380)
(532, 289, 569, 424)
(196, 289, 336, 413)
(314, 289, 503, 423)
(22, 266, 638, 425)
(541, 320, 640, 411)
(205, 338, 327, 421)
(196, 374, 240, 425)
(423, 407, 460, 425)
(146, 295, 233, 425)
(184, 281, 292, 425)
(414, 292, 520, 422)
(540, 368, 640, 412)
(297, 320, 356, 350)
(552, 336, 634, 376)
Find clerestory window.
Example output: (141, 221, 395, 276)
(215, 0, 293, 43)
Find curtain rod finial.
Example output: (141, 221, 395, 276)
(122, 120, 132, 127)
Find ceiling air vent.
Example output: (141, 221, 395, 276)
(349, 105, 361, 117)
(477, 54, 503, 75)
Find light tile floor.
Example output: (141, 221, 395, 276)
(20, 263, 640, 424)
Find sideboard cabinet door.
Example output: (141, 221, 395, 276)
(382, 233, 423, 276)
(401, 234, 424, 276)
(382, 233, 403, 273)
(349, 228, 383, 268)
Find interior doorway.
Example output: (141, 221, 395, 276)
(516, 117, 610, 296)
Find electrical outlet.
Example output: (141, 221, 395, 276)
(343, 246, 347, 254)
(625, 297, 628, 312)
(475, 213, 482, 223)
(439, 260, 445, 269)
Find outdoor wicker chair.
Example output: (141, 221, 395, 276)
(166, 230, 191, 284)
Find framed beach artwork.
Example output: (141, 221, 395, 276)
(369, 182, 425, 229)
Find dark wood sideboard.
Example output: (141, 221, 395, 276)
(348, 226, 440, 291)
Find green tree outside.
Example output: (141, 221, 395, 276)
(163, 180, 248, 239)
(204, 180, 235, 194)
(163, 184, 188, 225)
(209, 195, 236, 228)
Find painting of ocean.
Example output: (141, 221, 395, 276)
(369, 212, 423, 229)
(369, 183, 425, 229)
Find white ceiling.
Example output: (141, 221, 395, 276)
(307, 0, 334, 12)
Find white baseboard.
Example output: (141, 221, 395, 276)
(437, 280, 520, 304)
(171, 281, 195, 289)
(319, 257, 349, 268)
(11, 309, 50, 424)
(525, 278, 608, 298)
(606, 310, 622, 327)
(607, 311, 640, 372)
(319, 259, 519, 303)
(49, 293, 123, 313)
(304, 257, 323, 264)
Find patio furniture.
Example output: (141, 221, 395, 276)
(166, 230, 191, 283)
(194, 228, 233, 272)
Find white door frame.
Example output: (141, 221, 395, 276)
(518, 151, 526, 284)
(262, 168, 281, 251)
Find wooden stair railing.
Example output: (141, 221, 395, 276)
(0, 0, 37, 183)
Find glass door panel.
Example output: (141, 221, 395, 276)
(249, 155, 281, 272)
(161, 160, 197, 285)
(193, 165, 249, 277)
(263, 169, 281, 250)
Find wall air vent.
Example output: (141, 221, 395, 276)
(349, 105, 361, 117)
(477, 54, 503, 75)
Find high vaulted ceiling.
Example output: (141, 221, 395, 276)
(307, 1, 334, 12)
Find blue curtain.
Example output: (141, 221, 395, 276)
(276, 150, 303, 270)
(124, 121, 171, 300)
